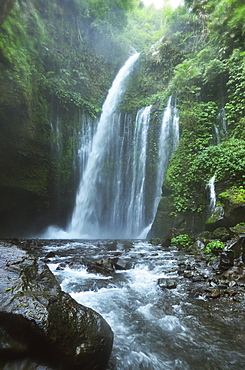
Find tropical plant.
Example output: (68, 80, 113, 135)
(204, 240, 225, 254)
(171, 234, 192, 248)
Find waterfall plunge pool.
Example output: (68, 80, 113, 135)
(25, 239, 245, 370)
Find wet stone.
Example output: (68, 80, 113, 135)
(56, 262, 66, 271)
(184, 270, 195, 278)
(207, 288, 221, 298)
(45, 251, 56, 258)
(158, 278, 177, 289)
(192, 275, 205, 282)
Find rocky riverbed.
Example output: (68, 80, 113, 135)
(1, 235, 245, 369)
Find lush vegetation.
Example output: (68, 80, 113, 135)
(204, 240, 225, 255)
(141, 0, 245, 235)
(0, 0, 245, 235)
(171, 234, 192, 248)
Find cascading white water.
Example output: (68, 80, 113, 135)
(215, 107, 227, 144)
(42, 56, 180, 239)
(207, 174, 216, 212)
(140, 96, 179, 238)
(124, 106, 152, 237)
(154, 96, 179, 218)
(67, 53, 140, 238)
(69, 105, 152, 239)
(76, 113, 98, 177)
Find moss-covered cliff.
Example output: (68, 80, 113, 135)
(0, 0, 128, 236)
(119, 2, 245, 238)
(148, 2, 245, 238)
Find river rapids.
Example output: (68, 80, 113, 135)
(28, 239, 245, 370)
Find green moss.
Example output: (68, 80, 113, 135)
(219, 187, 245, 205)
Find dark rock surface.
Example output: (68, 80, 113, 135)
(158, 278, 177, 289)
(0, 242, 113, 369)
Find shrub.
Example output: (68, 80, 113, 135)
(170, 234, 192, 248)
(204, 240, 225, 254)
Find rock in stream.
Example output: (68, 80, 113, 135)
(0, 242, 113, 369)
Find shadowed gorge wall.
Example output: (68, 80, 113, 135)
(0, 0, 128, 236)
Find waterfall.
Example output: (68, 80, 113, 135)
(42, 56, 180, 239)
(214, 125, 220, 145)
(207, 174, 216, 212)
(68, 106, 152, 239)
(155, 96, 179, 208)
(140, 96, 180, 238)
(67, 53, 140, 238)
(76, 114, 98, 177)
(123, 106, 152, 237)
(214, 107, 227, 144)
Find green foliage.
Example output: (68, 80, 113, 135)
(170, 46, 227, 101)
(164, 101, 217, 214)
(170, 234, 192, 248)
(219, 187, 245, 204)
(0, 0, 132, 217)
(225, 49, 245, 126)
(189, 139, 245, 186)
(204, 240, 225, 254)
(120, 2, 173, 51)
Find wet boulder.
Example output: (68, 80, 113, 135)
(87, 259, 115, 275)
(111, 257, 132, 270)
(158, 278, 177, 289)
(87, 257, 132, 275)
(205, 189, 245, 232)
(219, 236, 245, 271)
(0, 243, 113, 369)
(205, 206, 225, 231)
(212, 227, 231, 242)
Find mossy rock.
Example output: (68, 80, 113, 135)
(212, 227, 231, 242)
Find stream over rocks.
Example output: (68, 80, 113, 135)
(7, 238, 245, 370)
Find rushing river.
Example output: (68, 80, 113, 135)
(30, 239, 245, 370)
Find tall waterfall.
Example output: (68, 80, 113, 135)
(42, 55, 179, 239)
(68, 53, 140, 238)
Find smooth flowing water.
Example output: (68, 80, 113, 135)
(32, 239, 245, 370)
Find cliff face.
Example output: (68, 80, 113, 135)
(0, 0, 126, 236)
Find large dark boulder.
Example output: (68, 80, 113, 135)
(0, 242, 113, 369)
(205, 190, 245, 232)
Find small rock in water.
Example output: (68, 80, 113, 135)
(158, 278, 177, 289)
(87, 259, 115, 275)
(207, 288, 221, 298)
(56, 262, 66, 271)
(45, 251, 56, 258)
(192, 275, 204, 282)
